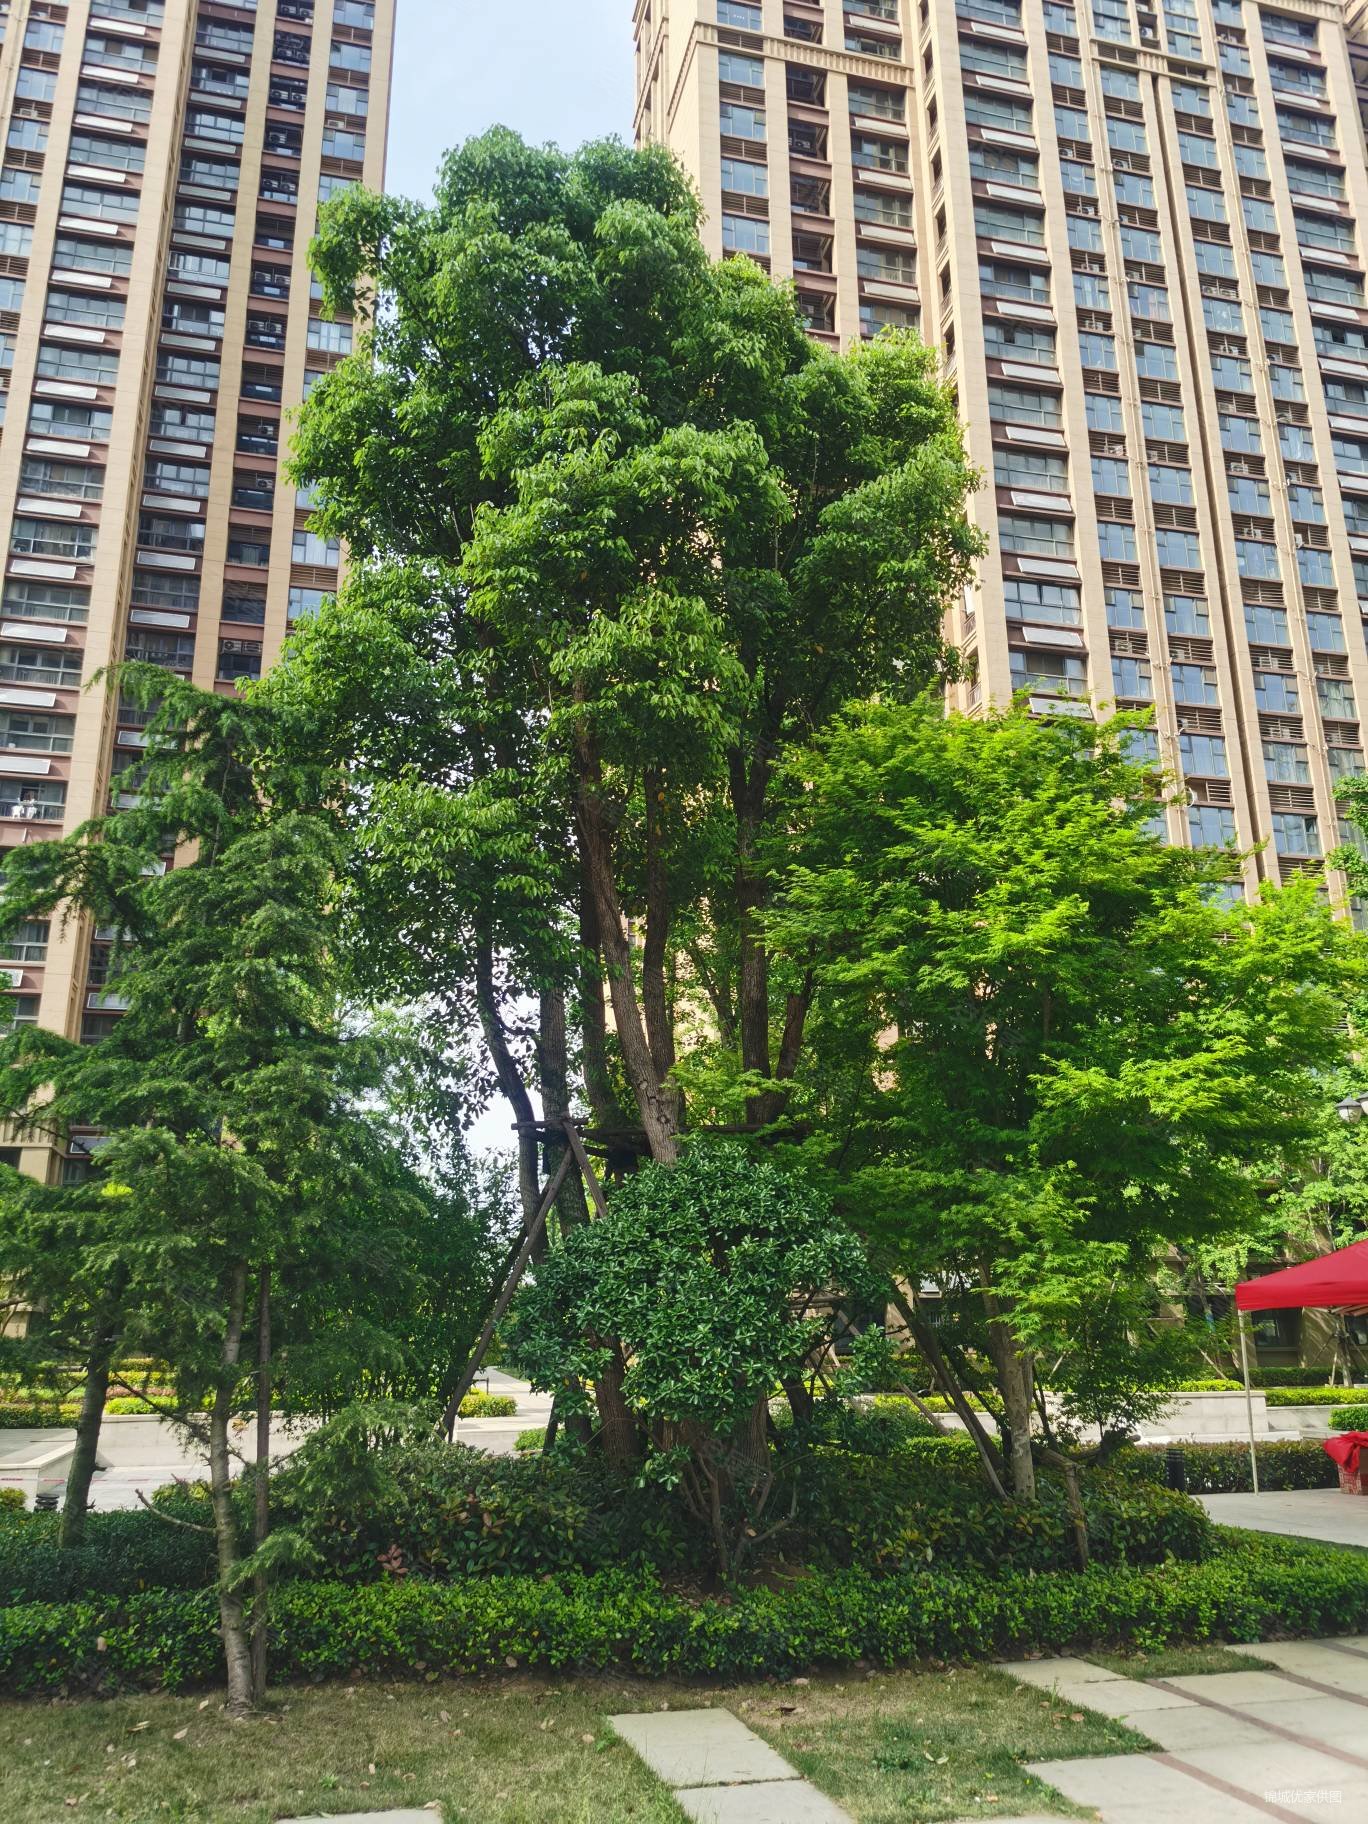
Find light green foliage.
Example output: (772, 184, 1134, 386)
(767, 699, 1361, 1471)
(274, 130, 980, 1161)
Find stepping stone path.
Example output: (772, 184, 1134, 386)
(1004, 1637, 1368, 1821)
(609, 1707, 855, 1823)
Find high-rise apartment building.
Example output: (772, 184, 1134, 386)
(0, 0, 393, 1184)
(635, 0, 1368, 901)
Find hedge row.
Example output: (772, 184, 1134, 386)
(898, 1434, 1337, 1496)
(1265, 1388, 1362, 1408)
(2, 1536, 1364, 1696)
(1331, 1405, 1368, 1432)
(0, 1510, 215, 1605)
(1121, 1440, 1336, 1495)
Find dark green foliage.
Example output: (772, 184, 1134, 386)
(271, 1440, 696, 1580)
(771, 1395, 942, 1453)
(0, 1509, 214, 1604)
(509, 1144, 875, 1574)
(2, 1534, 1364, 1696)
(1118, 1440, 1338, 1494)
(793, 1456, 1212, 1574)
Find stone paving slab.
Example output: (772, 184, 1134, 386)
(999, 1655, 1124, 1688)
(609, 1709, 797, 1788)
(1028, 1753, 1275, 1821)
(1030, 1674, 1194, 1719)
(1229, 1638, 1368, 1693)
(1163, 1668, 1312, 1706)
(674, 1779, 854, 1824)
(1200, 1489, 1368, 1548)
(280, 1813, 437, 1823)
(1225, 1694, 1368, 1754)
(1273, 1781, 1368, 1824)
(1124, 1702, 1271, 1755)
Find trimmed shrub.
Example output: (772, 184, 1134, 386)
(0, 1510, 215, 1605)
(794, 1451, 1212, 1574)
(457, 1392, 517, 1419)
(0, 1403, 80, 1428)
(0, 1488, 25, 1514)
(2, 1534, 1365, 1697)
(272, 1440, 697, 1580)
(513, 1429, 543, 1453)
(1253, 1367, 1336, 1388)
(1265, 1388, 1362, 1408)
(1330, 1405, 1368, 1432)
(1117, 1440, 1337, 1495)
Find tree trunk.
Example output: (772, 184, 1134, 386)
(593, 1350, 639, 1468)
(474, 938, 541, 1222)
(781, 1374, 814, 1428)
(209, 1263, 254, 1717)
(250, 1270, 271, 1708)
(749, 974, 814, 1128)
(59, 1315, 117, 1550)
(574, 736, 679, 1163)
(982, 1285, 1037, 1502)
(642, 772, 679, 1124)
(537, 987, 586, 1236)
(730, 756, 772, 1125)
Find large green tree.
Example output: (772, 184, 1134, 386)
(0, 673, 486, 1710)
(270, 129, 979, 1171)
(767, 699, 1361, 1498)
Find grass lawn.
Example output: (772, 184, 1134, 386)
(1084, 1644, 1276, 1680)
(0, 1666, 1148, 1824)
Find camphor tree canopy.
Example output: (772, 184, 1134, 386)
(271, 129, 981, 1173)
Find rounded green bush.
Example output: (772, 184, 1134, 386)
(1330, 1404, 1368, 1432)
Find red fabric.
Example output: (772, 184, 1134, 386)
(1324, 1433, 1368, 1474)
(1235, 1238, 1368, 1312)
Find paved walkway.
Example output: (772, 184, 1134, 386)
(0, 1370, 547, 1509)
(1006, 1637, 1368, 1821)
(610, 1707, 856, 1823)
(1201, 1488, 1368, 1549)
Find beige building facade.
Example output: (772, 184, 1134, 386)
(636, 0, 1368, 900)
(0, 0, 393, 1183)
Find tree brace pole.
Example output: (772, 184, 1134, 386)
(437, 1143, 574, 1440)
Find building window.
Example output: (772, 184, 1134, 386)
(1188, 805, 1236, 847)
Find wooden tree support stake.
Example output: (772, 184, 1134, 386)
(438, 1121, 610, 1439)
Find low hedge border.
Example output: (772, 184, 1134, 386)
(1331, 1405, 1368, 1432)
(1265, 1388, 1363, 1408)
(2, 1535, 1363, 1696)
(899, 1435, 1336, 1495)
(457, 1393, 517, 1419)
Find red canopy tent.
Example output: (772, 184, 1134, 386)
(1232, 1241, 1368, 1493)
(1236, 1239, 1368, 1313)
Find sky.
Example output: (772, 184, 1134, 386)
(386, 0, 635, 205)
